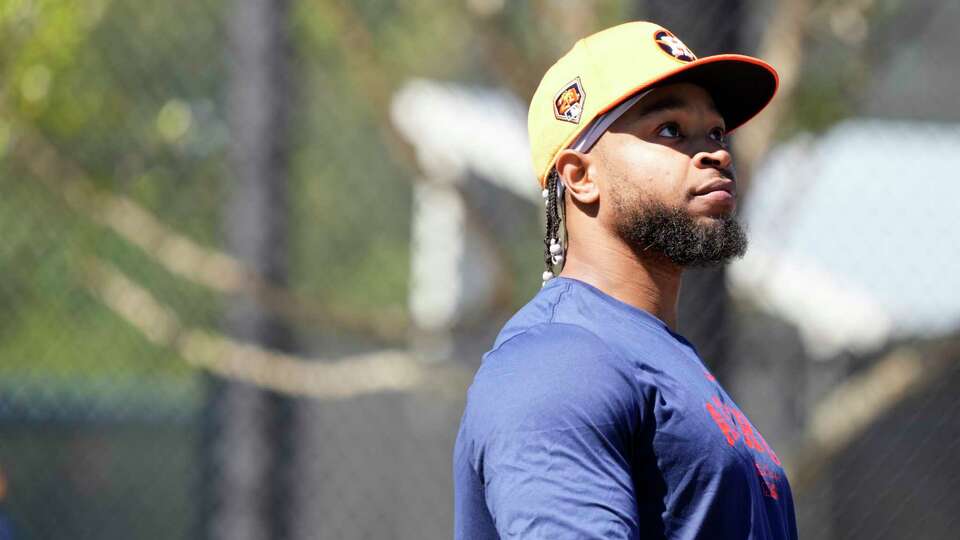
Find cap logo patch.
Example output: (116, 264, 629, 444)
(654, 29, 696, 62)
(553, 77, 585, 124)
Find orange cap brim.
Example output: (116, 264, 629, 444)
(587, 53, 780, 138)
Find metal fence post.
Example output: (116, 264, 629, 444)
(201, 0, 296, 538)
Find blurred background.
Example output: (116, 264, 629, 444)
(1, 0, 958, 538)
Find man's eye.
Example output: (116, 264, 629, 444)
(709, 127, 727, 144)
(657, 123, 681, 138)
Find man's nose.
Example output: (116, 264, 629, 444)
(694, 147, 733, 171)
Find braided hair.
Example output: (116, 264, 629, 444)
(542, 167, 564, 282)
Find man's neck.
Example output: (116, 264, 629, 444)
(559, 235, 683, 330)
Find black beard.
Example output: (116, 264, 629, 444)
(614, 199, 748, 267)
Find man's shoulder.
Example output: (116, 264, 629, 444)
(463, 321, 637, 434)
(486, 320, 613, 364)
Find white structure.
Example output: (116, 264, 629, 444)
(731, 119, 960, 358)
(391, 80, 537, 351)
(391, 79, 539, 202)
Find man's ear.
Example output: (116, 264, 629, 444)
(556, 149, 600, 205)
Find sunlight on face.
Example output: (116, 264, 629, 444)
(591, 83, 736, 224)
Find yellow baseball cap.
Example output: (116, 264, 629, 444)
(528, 21, 779, 187)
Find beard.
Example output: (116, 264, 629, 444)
(612, 195, 748, 268)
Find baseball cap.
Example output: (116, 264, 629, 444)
(528, 21, 779, 187)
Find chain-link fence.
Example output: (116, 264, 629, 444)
(1, 0, 958, 538)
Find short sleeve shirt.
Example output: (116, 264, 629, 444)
(454, 277, 798, 539)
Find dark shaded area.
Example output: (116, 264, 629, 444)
(826, 359, 960, 540)
(0, 418, 198, 539)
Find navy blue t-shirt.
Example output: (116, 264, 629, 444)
(454, 277, 798, 539)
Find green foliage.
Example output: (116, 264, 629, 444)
(0, 0, 229, 385)
(0, 162, 202, 378)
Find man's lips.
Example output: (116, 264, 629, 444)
(694, 178, 736, 198)
(692, 177, 737, 211)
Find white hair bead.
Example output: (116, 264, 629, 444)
(541, 188, 549, 199)
(552, 254, 564, 265)
(549, 242, 562, 255)
(542, 271, 554, 281)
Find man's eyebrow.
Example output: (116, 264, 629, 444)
(633, 96, 688, 117)
(631, 95, 722, 120)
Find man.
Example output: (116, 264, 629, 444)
(454, 21, 798, 539)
